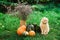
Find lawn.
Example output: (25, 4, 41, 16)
(0, 4, 60, 40)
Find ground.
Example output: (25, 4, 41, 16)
(0, 4, 60, 40)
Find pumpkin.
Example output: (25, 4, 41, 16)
(23, 31, 29, 36)
(17, 25, 26, 35)
(20, 25, 26, 30)
(29, 30, 35, 36)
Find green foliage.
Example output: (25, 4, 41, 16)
(0, 0, 51, 5)
(40, 0, 50, 2)
(0, 13, 20, 38)
(22, 0, 50, 4)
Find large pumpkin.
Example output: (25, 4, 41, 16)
(20, 25, 26, 30)
(29, 30, 35, 36)
(17, 25, 26, 35)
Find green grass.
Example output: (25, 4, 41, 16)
(0, 4, 60, 40)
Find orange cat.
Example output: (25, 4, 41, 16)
(40, 17, 49, 35)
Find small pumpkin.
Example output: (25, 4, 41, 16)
(23, 31, 29, 36)
(17, 25, 26, 35)
(29, 30, 35, 36)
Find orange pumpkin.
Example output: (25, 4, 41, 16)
(20, 25, 26, 30)
(17, 25, 26, 35)
(29, 30, 35, 36)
